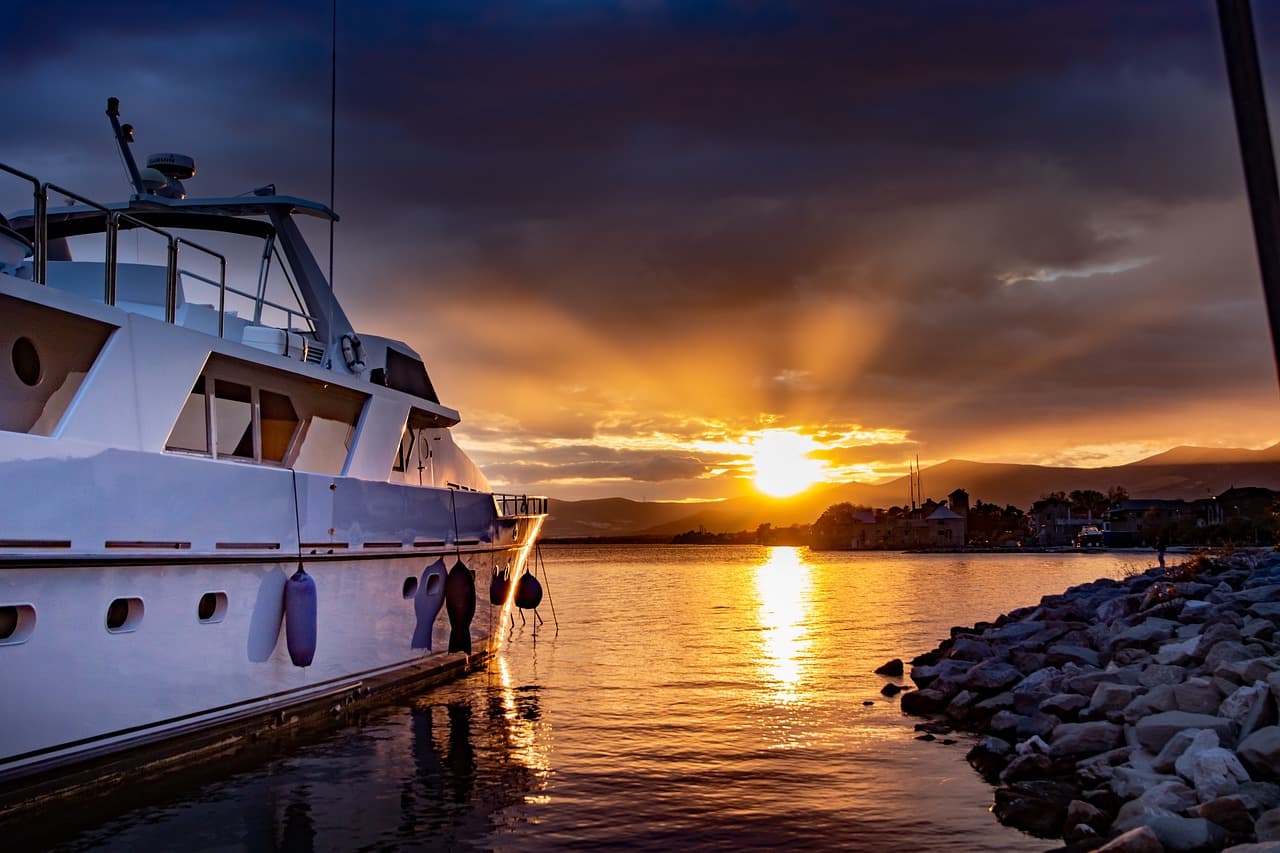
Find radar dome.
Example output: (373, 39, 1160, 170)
(145, 153, 196, 180)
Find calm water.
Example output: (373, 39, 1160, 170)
(21, 545, 1158, 852)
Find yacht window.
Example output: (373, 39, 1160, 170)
(393, 426, 415, 473)
(259, 389, 299, 463)
(213, 380, 255, 459)
(293, 416, 355, 475)
(167, 376, 209, 454)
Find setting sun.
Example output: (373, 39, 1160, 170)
(751, 429, 827, 497)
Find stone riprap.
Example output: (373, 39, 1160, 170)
(892, 552, 1280, 851)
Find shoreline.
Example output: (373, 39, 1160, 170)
(890, 550, 1280, 851)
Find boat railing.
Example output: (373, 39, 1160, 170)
(493, 493, 550, 517)
(180, 268, 317, 336)
(0, 162, 309, 341)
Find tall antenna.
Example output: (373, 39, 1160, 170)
(326, 0, 338, 360)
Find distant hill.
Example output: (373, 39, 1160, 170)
(540, 443, 1280, 538)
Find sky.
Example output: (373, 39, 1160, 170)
(6, 1, 1280, 501)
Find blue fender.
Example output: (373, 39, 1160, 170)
(412, 558, 448, 650)
(284, 566, 317, 667)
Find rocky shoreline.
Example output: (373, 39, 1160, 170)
(889, 551, 1280, 852)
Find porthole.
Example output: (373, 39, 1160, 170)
(198, 591, 228, 624)
(425, 572, 443, 595)
(0, 604, 36, 645)
(12, 337, 41, 387)
(402, 577, 419, 599)
(106, 597, 144, 633)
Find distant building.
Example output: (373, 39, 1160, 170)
(1028, 497, 1095, 547)
(948, 488, 970, 516)
(817, 495, 968, 550)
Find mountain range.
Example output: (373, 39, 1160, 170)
(542, 442, 1280, 538)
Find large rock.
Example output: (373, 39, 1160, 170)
(1239, 727, 1280, 780)
(1091, 683, 1145, 715)
(1173, 678, 1223, 715)
(1114, 618, 1181, 649)
(1111, 765, 1183, 800)
(1048, 644, 1103, 668)
(874, 658, 904, 676)
(1153, 728, 1202, 774)
(1172, 729, 1251, 803)
(1051, 721, 1123, 757)
(992, 779, 1076, 838)
(948, 637, 992, 661)
(1141, 664, 1189, 688)
(1096, 826, 1164, 853)
(1258, 806, 1280, 842)
(1125, 684, 1179, 724)
(966, 736, 1012, 781)
(900, 687, 949, 716)
(1135, 711, 1239, 753)
(1042, 692, 1090, 719)
(1189, 795, 1255, 838)
(963, 659, 1023, 693)
(1144, 814, 1227, 852)
(1204, 640, 1255, 672)
(1220, 681, 1271, 725)
(1156, 636, 1201, 666)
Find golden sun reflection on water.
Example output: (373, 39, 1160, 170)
(496, 654, 552, 793)
(752, 546, 813, 705)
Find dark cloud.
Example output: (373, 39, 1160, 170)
(6, 1, 1280, 498)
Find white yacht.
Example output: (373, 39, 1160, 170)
(0, 99, 547, 800)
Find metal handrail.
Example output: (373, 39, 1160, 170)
(0, 164, 44, 283)
(45, 184, 121, 303)
(8, 163, 313, 345)
(181, 269, 318, 335)
(174, 238, 226, 333)
(493, 493, 549, 517)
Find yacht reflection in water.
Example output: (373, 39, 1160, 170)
(753, 546, 814, 705)
(15, 669, 550, 851)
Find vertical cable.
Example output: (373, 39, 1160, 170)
(326, 0, 339, 360)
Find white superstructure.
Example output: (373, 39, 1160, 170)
(0, 100, 547, 791)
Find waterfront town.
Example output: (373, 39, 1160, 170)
(808, 486, 1280, 552)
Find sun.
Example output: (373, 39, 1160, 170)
(750, 429, 827, 497)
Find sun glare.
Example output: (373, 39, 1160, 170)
(751, 429, 826, 497)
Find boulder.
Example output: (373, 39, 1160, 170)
(900, 687, 949, 715)
(1066, 797, 1110, 834)
(1153, 728, 1202, 774)
(992, 779, 1076, 838)
(1096, 826, 1164, 853)
(1042, 693, 1090, 719)
(1135, 711, 1238, 753)
(1189, 795, 1256, 838)
(963, 659, 1023, 693)
(1172, 678, 1223, 716)
(1051, 721, 1123, 757)
(1125, 684, 1179, 724)
(1236, 781, 1280, 814)
(1175, 740, 1251, 802)
(1114, 618, 1181, 650)
(880, 682, 902, 697)
(1140, 664, 1189, 688)
(1239, 727, 1280, 780)
(1156, 636, 1201, 666)
(966, 736, 1012, 781)
(1259, 806, 1280, 842)
(1220, 681, 1270, 724)
(949, 637, 993, 661)
(1091, 683, 1145, 715)
(1111, 766, 1184, 800)
(1204, 640, 1254, 672)
(1048, 644, 1103, 668)
(874, 658, 904, 677)
(1144, 814, 1227, 852)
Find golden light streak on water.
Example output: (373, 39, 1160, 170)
(752, 546, 812, 706)
(497, 514, 546, 647)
